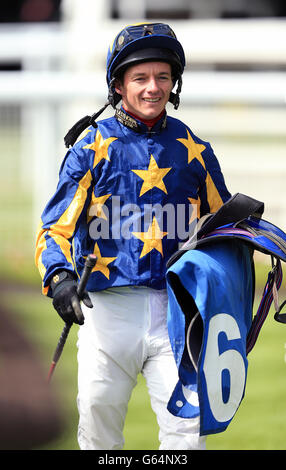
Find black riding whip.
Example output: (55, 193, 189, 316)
(47, 254, 97, 383)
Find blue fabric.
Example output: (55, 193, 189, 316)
(166, 240, 253, 435)
(36, 111, 230, 296)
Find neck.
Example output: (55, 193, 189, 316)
(122, 107, 165, 128)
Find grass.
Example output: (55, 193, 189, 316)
(1, 266, 286, 450)
(0, 286, 160, 450)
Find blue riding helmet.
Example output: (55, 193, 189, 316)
(106, 22, 186, 109)
(64, 22, 186, 148)
(107, 22, 185, 84)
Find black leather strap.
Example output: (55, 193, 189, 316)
(193, 193, 264, 241)
(167, 193, 264, 268)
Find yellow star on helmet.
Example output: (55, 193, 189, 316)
(132, 216, 168, 258)
(83, 130, 117, 168)
(91, 243, 117, 280)
(177, 129, 206, 168)
(132, 155, 172, 197)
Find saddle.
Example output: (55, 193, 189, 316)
(167, 193, 286, 355)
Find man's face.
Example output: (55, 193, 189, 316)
(115, 61, 173, 120)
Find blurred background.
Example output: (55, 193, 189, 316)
(0, 0, 285, 450)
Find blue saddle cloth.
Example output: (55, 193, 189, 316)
(166, 239, 253, 435)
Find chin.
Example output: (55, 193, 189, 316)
(142, 107, 164, 120)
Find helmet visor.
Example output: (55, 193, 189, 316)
(112, 48, 183, 80)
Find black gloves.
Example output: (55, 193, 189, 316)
(50, 271, 93, 325)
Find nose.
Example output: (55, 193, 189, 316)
(146, 77, 159, 93)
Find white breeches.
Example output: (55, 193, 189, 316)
(77, 286, 206, 450)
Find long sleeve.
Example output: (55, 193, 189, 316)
(199, 142, 231, 216)
(35, 148, 94, 296)
(175, 125, 231, 220)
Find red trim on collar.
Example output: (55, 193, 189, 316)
(122, 107, 165, 128)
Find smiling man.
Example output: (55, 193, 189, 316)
(35, 22, 231, 450)
(115, 61, 173, 121)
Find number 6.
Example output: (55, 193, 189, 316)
(203, 313, 246, 423)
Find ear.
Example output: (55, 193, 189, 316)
(114, 79, 123, 96)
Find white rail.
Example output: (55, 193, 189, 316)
(0, 70, 285, 106)
(0, 19, 286, 65)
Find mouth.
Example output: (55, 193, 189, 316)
(142, 98, 161, 103)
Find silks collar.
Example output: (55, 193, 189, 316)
(115, 107, 167, 133)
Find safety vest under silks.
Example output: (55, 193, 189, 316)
(165, 193, 286, 436)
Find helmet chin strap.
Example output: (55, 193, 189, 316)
(168, 75, 182, 110)
(108, 78, 122, 108)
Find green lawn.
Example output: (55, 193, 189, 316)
(1, 287, 160, 450)
(1, 277, 286, 450)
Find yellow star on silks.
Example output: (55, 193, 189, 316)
(91, 243, 117, 279)
(188, 196, 201, 224)
(132, 155, 172, 197)
(132, 216, 168, 258)
(83, 130, 117, 168)
(177, 129, 206, 168)
(88, 193, 111, 222)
